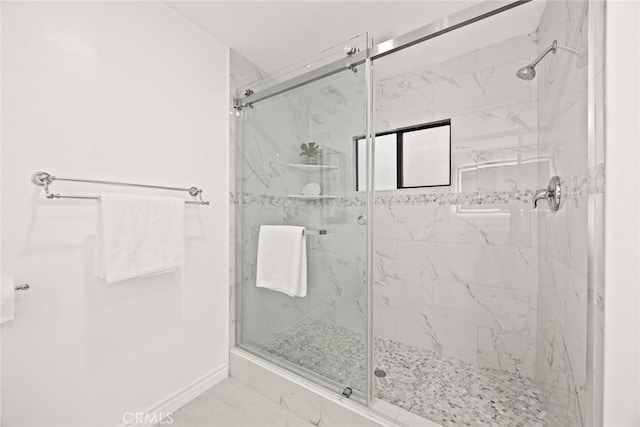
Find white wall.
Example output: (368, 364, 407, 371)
(603, 0, 640, 425)
(1, 3, 229, 426)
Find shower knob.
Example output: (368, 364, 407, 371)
(357, 215, 367, 225)
(533, 176, 562, 211)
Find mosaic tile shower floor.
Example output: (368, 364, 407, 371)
(260, 318, 546, 426)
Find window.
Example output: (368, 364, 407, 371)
(355, 119, 451, 191)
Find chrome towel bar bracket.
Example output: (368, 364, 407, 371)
(31, 171, 209, 205)
(533, 176, 562, 211)
(14, 283, 30, 291)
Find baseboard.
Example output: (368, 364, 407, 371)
(121, 363, 229, 427)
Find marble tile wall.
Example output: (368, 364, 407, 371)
(230, 52, 249, 349)
(370, 33, 540, 379)
(230, 50, 310, 347)
(304, 72, 368, 336)
(534, 1, 601, 426)
(230, 49, 369, 384)
(229, 50, 266, 349)
(231, 7, 603, 422)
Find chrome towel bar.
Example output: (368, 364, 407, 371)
(31, 171, 209, 205)
(304, 229, 327, 236)
(256, 226, 326, 235)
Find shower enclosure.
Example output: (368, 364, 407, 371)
(232, 1, 604, 425)
(233, 32, 372, 399)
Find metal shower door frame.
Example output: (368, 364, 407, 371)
(233, 1, 532, 110)
(233, 0, 540, 408)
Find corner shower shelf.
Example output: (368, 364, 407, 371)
(286, 195, 338, 200)
(287, 164, 339, 172)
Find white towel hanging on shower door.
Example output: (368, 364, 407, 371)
(256, 225, 307, 297)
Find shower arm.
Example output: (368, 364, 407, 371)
(529, 40, 558, 68)
(557, 43, 583, 56)
(529, 40, 583, 68)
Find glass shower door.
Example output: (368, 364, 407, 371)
(234, 44, 371, 400)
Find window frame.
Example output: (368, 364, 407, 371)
(354, 118, 452, 191)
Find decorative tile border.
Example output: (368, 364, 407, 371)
(231, 191, 535, 208)
(230, 163, 605, 208)
(375, 190, 536, 206)
(562, 162, 606, 199)
(592, 162, 606, 194)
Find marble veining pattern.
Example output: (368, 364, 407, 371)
(234, 24, 545, 408)
(535, 1, 592, 425)
(231, 3, 601, 425)
(233, 52, 369, 352)
(259, 318, 546, 427)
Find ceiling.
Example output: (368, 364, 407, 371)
(166, 1, 546, 75)
(166, 1, 477, 73)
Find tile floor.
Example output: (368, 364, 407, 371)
(168, 378, 311, 426)
(260, 318, 547, 427)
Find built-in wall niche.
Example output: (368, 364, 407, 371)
(355, 119, 451, 191)
(455, 156, 552, 215)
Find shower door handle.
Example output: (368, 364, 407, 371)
(533, 176, 562, 211)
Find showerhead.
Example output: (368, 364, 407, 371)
(515, 40, 558, 81)
(516, 66, 536, 81)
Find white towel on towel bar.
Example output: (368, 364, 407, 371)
(95, 193, 185, 284)
(256, 225, 307, 297)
